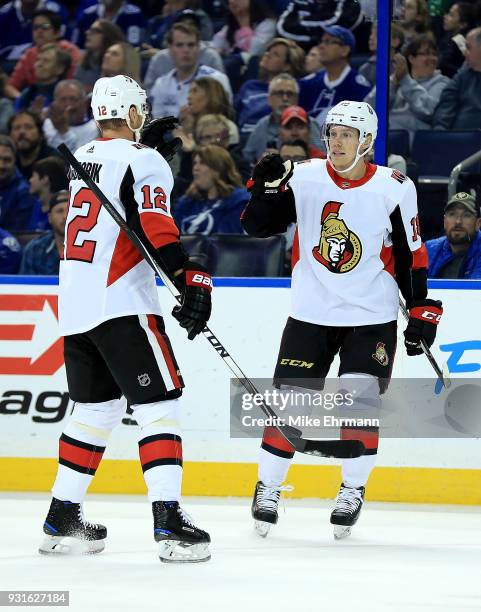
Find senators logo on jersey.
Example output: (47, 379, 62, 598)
(312, 202, 362, 273)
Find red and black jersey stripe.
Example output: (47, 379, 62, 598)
(59, 433, 106, 475)
(139, 433, 183, 472)
(261, 426, 295, 459)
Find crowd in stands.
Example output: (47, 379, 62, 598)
(0, 0, 481, 278)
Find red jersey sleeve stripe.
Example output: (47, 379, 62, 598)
(140, 211, 179, 249)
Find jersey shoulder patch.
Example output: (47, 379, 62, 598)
(390, 169, 408, 184)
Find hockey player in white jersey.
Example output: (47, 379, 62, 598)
(242, 100, 443, 539)
(39, 75, 212, 562)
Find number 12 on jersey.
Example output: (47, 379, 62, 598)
(65, 187, 102, 263)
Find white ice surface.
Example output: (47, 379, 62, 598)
(1, 494, 481, 612)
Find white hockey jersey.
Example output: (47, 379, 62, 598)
(287, 159, 427, 326)
(60, 138, 179, 336)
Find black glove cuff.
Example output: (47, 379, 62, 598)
(156, 241, 189, 275)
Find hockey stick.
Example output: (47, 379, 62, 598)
(398, 298, 450, 388)
(58, 143, 364, 459)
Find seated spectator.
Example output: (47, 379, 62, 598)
(433, 27, 481, 129)
(359, 22, 404, 87)
(9, 110, 59, 180)
(278, 106, 325, 158)
(304, 44, 323, 77)
(144, 25, 224, 94)
(74, 19, 125, 91)
(298, 26, 371, 127)
(20, 189, 68, 275)
(439, 2, 476, 78)
(147, 4, 214, 49)
(43, 80, 99, 150)
(212, 0, 276, 59)
(235, 37, 305, 136)
(277, 0, 363, 51)
(0, 135, 40, 231)
(150, 23, 232, 119)
(73, 0, 147, 48)
(399, 0, 432, 47)
(0, 70, 14, 134)
(174, 145, 248, 235)
(425, 192, 481, 279)
(7, 10, 81, 98)
(178, 77, 237, 148)
(0, 228, 22, 274)
(279, 138, 309, 162)
(243, 74, 322, 167)
(101, 41, 141, 82)
(365, 34, 450, 143)
(29, 156, 69, 230)
(15, 43, 72, 112)
(0, 0, 66, 72)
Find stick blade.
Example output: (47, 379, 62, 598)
(300, 439, 366, 459)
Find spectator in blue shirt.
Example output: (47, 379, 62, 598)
(73, 0, 147, 48)
(20, 188, 68, 275)
(0, 135, 40, 231)
(298, 25, 371, 127)
(0, 228, 22, 274)
(29, 155, 68, 230)
(426, 192, 481, 279)
(0, 0, 66, 72)
(174, 145, 249, 235)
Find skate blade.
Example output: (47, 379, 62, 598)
(333, 525, 352, 540)
(254, 520, 271, 538)
(38, 535, 105, 555)
(158, 540, 211, 563)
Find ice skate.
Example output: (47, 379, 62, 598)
(251, 481, 292, 537)
(153, 501, 211, 563)
(39, 498, 107, 555)
(330, 483, 365, 540)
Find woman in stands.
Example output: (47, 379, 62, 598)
(439, 2, 476, 77)
(100, 42, 142, 84)
(75, 21, 126, 91)
(173, 145, 249, 235)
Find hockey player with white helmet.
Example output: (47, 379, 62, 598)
(39, 75, 212, 562)
(242, 100, 443, 539)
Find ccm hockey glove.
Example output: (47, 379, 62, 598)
(247, 154, 293, 197)
(140, 116, 183, 161)
(172, 262, 212, 340)
(404, 299, 443, 356)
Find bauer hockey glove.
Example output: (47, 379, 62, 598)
(140, 116, 183, 161)
(247, 154, 293, 197)
(172, 262, 212, 340)
(403, 299, 443, 356)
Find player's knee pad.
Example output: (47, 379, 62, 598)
(131, 397, 181, 432)
(70, 398, 127, 438)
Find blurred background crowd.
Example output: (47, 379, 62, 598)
(1, 0, 481, 279)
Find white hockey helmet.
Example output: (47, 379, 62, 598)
(91, 75, 149, 140)
(322, 100, 378, 173)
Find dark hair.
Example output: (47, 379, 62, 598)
(191, 77, 234, 118)
(454, 3, 476, 32)
(225, 0, 272, 48)
(8, 110, 44, 135)
(0, 135, 16, 155)
(187, 145, 241, 199)
(404, 33, 438, 63)
(38, 43, 72, 78)
(80, 19, 126, 70)
(32, 156, 68, 192)
(280, 139, 309, 156)
(391, 23, 405, 51)
(32, 9, 62, 33)
(166, 22, 201, 45)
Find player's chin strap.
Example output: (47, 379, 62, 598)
(126, 112, 146, 143)
(326, 137, 374, 174)
(57, 142, 365, 461)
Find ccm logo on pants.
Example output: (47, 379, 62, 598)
(280, 359, 314, 368)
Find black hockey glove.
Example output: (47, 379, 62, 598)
(140, 116, 183, 161)
(172, 262, 212, 340)
(247, 154, 293, 197)
(403, 299, 443, 356)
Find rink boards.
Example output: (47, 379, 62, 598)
(0, 276, 480, 504)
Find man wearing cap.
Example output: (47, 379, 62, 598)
(425, 192, 481, 279)
(278, 105, 326, 159)
(19, 190, 68, 275)
(298, 26, 371, 127)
